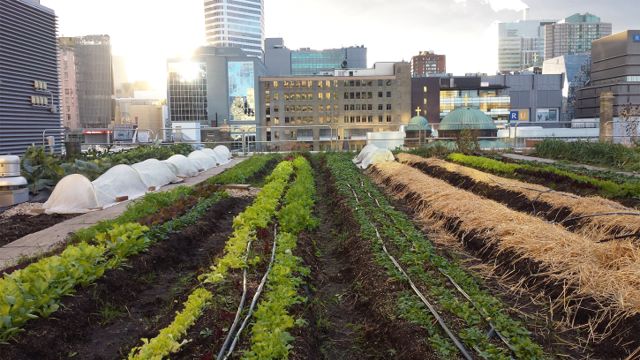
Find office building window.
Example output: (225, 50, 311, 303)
(378, 91, 383, 98)
(378, 80, 383, 86)
(378, 104, 383, 111)
(386, 104, 392, 110)
(368, 104, 373, 111)
(386, 115, 392, 122)
(386, 91, 391, 97)
(378, 115, 383, 122)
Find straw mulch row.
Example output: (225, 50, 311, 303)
(397, 153, 640, 243)
(369, 161, 640, 347)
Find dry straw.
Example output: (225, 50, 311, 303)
(397, 153, 640, 243)
(370, 161, 640, 340)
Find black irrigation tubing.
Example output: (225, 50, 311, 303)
(358, 181, 517, 356)
(216, 240, 253, 360)
(560, 212, 640, 224)
(220, 224, 279, 360)
(599, 232, 640, 243)
(346, 183, 474, 360)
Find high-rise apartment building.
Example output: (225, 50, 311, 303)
(0, 0, 62, 155)
(544, 13, 612, 59)
(498, 20, 556, 73)
(204, 0, 264, 59)
(59, 35, 115, 129)
(264, 38, 367, 76)
(575, 30, 640, 119)
(411, 51, 446, 77)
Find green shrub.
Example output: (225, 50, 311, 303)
(534, 139, 640, 172)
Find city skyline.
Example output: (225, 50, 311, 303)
(41, 0, 637, 93)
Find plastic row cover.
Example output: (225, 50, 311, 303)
(43, 146, 233, 214)
(353, 144, 395, 170)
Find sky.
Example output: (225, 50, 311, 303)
(40, 0, 637, 93)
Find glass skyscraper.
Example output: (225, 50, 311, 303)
(204, 0, 264, 59)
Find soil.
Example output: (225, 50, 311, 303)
(377, 176, 640, 359)
(0, 213, 76, 247)
(287, 156, 437, 360)
(171, 224, 275, 360)
(0, 196, 252, 360)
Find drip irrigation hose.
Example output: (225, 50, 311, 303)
(346, 183, 473, 360)
(360, 183, 516, 355)
(220, 224, 279, 360)
(438, 270, 516, 354)
(560, 212, 640, 225)
(216, 240, 253, 360)
(599, 232, 640, 243)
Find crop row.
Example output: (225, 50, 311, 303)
(325, 153, 545, 359)
(371, 161, 640, 349)
(244, 156, 316, 359)
(0, 155, 278, 343)
(399, 153, 640, 242)
(128, 159, 296, 359)
(448, 153, 640, 200)
(21, 144, 194, 194)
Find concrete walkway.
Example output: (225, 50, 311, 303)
(502, 153, 640, 179)
(0, 158, 245, 272)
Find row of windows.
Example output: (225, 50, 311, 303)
(266, 79, 394, 89)
(205, 4, 262, 16)
(265, 92, 335, 101)
(264, 115, 392, 125)
(204, 0, 262, 10)
(205, 11, 261, 22)
(343, 104, 392, 111)
(343, 115, 392, 123)
(343, 91, 391, 99)
(209, 35, 262, 45)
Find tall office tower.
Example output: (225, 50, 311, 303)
(0, 0, 62, 155)
(59, 35, 115, 129)
(544, 13, 612, 59)
(498, 20, 556, 73)
(411, 51, 447, 77)
(204, 0, 265, 59)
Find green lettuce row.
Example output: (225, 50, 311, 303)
(0, 223, 148, 342)
(127, 288, 213, 360)
(208, 154, 281, 185)
(128, 160, 295, 360)
(325, 153, 545, 359)
(448, 153, 640, 200)
(244, 156, 316, 359)
(0, 191, 227, 343)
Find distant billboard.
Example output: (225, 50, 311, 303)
(228, 61, 256, 122)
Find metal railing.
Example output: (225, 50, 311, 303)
(42, 120, 640, 155)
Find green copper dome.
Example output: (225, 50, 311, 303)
(439, 108, 497, 131)
(406, 115, 430, 131)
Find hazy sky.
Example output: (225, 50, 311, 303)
(40, 0, 637, 92)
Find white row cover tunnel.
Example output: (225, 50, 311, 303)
(43, 146, 232, 215)
(352, 144, 395, 169)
